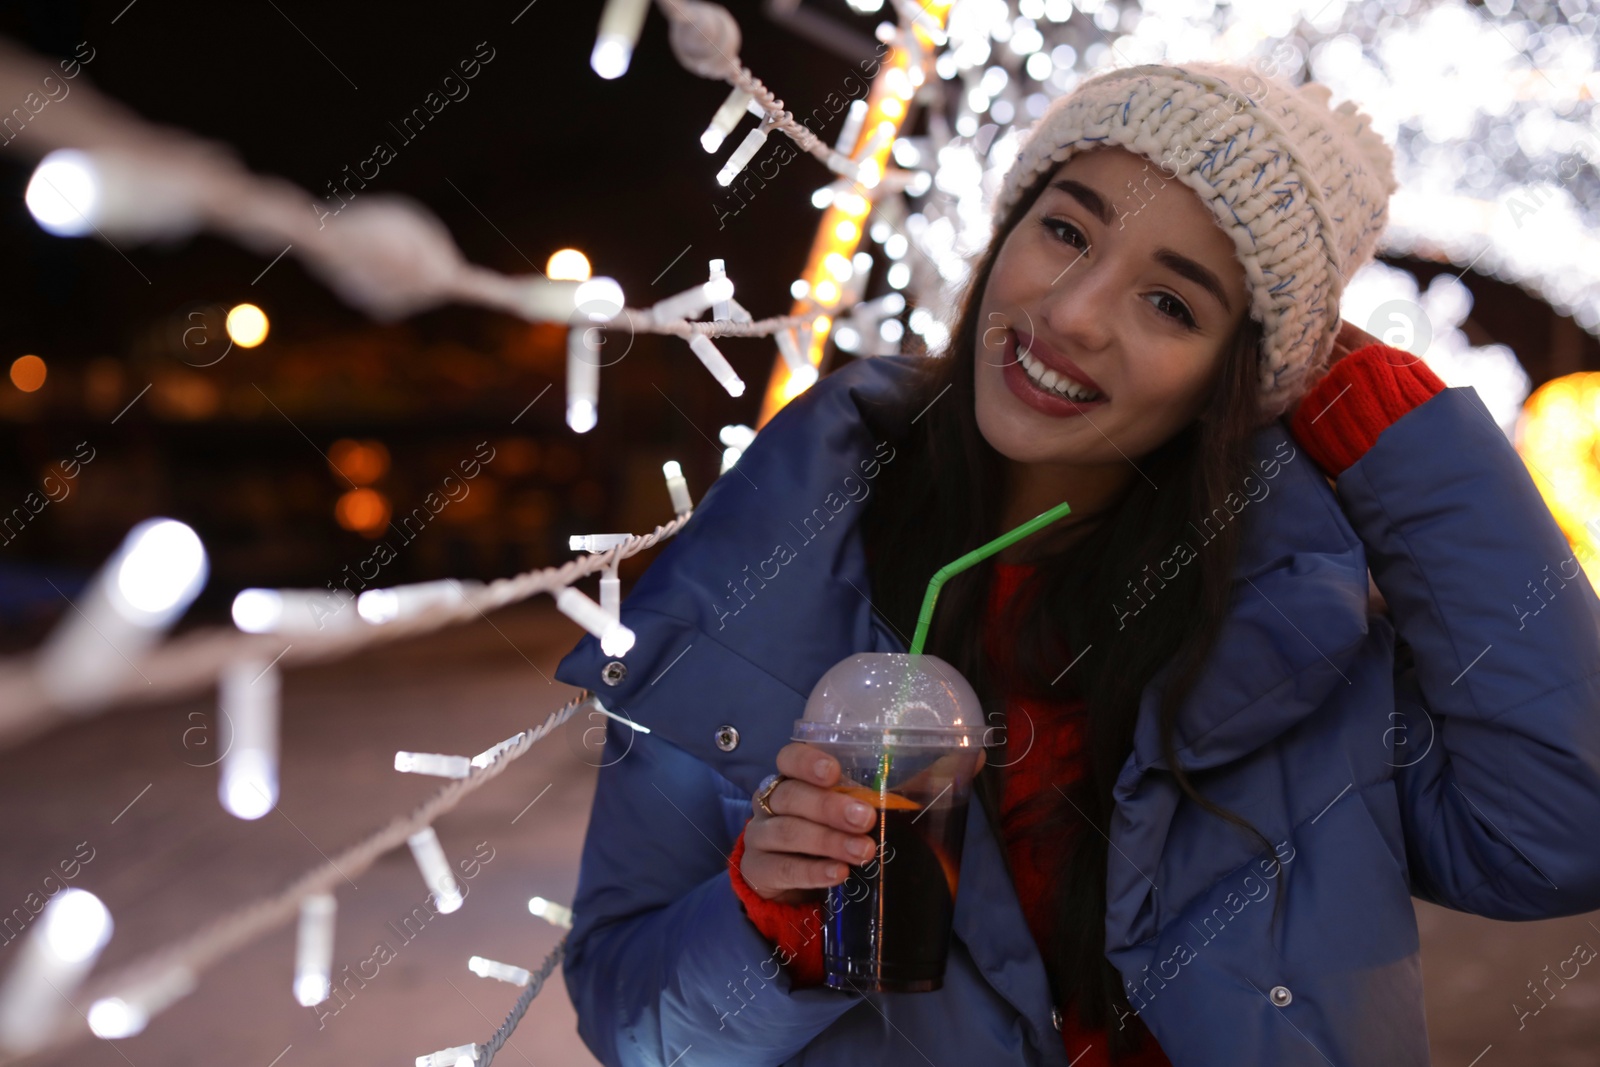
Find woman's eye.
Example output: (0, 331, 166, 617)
(1148, 292, 1197, 328)
(1041, 217, 1087, 251)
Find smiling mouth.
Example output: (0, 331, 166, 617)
(1013, 332, 1105, 402)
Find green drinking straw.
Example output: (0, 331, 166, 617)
(869, 499, 1075, 794)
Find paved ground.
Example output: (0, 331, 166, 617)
(0, 602, 1594, 1066)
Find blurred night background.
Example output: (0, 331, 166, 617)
(1, 1, 1599, 1065)
(0, 0, 897, 649)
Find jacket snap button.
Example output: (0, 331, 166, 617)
(601, 661, 627, 686)
(1051, 1006, 1062, 1031)
(1270, 985, 1292, 1007)
(714, 724, 740, 751)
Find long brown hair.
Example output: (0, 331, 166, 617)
(860, 161, 1280, 1058)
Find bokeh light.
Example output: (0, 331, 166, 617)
(327, 439, 391, 486)
(335, 488, 391, 537)
(10, 354, 47, 392)
(1517, 371, 1600, 589)
(25, 149, 97, 236)
(546, 248, 592, 281)
(225, 304, 269, 348)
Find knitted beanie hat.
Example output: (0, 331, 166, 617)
(990, 61, 1398, 420)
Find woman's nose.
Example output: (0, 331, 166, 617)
(1038, 253, 1116, 352)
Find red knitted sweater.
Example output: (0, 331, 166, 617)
(725, 344, 1443, 1060)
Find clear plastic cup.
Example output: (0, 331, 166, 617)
(792, 651, 985, 993)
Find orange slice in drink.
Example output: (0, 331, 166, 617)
(832, 783, 962, 897)
(831, 781, 921, 811)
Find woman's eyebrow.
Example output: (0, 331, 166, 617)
(1047, 178, 1233, 315)
(1049, 178, 1116, 226)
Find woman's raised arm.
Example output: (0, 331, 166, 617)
(1294, 343, 1600, 918)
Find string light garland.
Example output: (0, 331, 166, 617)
(2, 0, 878, 430)
(602, 0, 951, 425)
(416, 1041, 481, 1067)
(0, 497, 693, 750)
(33, 518, 208, 712)
(407, 826, 467, 915)
(527, 895, 575, 929)
(395, 751, 476, 779)
(215, 659, 282, 821)
(570, 533, 633, 618)
(468, 939, 566, 1067)
(0, 33, 827, 413)
(0, 691, 598, 1063)
(292, 895, 337, 1008)
(0, 889, 114, 1055)
(0, 3, 924, 1061)
(403, 941, 570, 1067)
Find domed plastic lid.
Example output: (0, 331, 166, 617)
(792, 652, 985, 748)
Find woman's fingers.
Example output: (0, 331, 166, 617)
(741, 807, 868, 900)
(741, 847, 847, 895)
(776, 740, 841, 786)
(739, 742, 887, 900)
(1332, 318, 1382, 362)
(747, 813, 877, 867)
(772, 743, 878, 835)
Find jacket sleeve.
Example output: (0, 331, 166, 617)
(563, 714, 862, 1067)
(1331, 382, 1600, 918)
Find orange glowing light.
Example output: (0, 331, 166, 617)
(328, 439, 391, 486)
(335, 487, 391, 537)
(9, 354, 46, 392)
(1518, 371, 1600, 588)
(756, 0, 953, 428)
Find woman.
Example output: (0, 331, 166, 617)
(554, 61, 1600, 1066)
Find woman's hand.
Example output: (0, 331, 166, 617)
(1293, 317, 1396, 432)
(740, 742, 986, 904)
(740, 742, 884, 905)
(1329, 318, 1383, 365)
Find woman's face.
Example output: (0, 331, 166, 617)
(974, 145, 1251, 471)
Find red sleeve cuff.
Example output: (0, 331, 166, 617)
(1288, 343, 1447, 477)
(727, 827, 827, 987)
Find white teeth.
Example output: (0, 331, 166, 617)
(1017, 345, 1102, 402)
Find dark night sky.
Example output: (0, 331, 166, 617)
(0, 0, 879, 355)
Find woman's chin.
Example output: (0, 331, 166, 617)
(976, 391, 1069, 463)
(976, 417, 1068, 466)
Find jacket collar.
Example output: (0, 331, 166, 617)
(1120, 423, 1371, 780)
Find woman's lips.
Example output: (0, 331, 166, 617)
(1012, 329, 1106, 397)
(1002, 330, 1110, 418)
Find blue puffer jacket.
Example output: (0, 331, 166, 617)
(553, 353, 1600, 1066)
